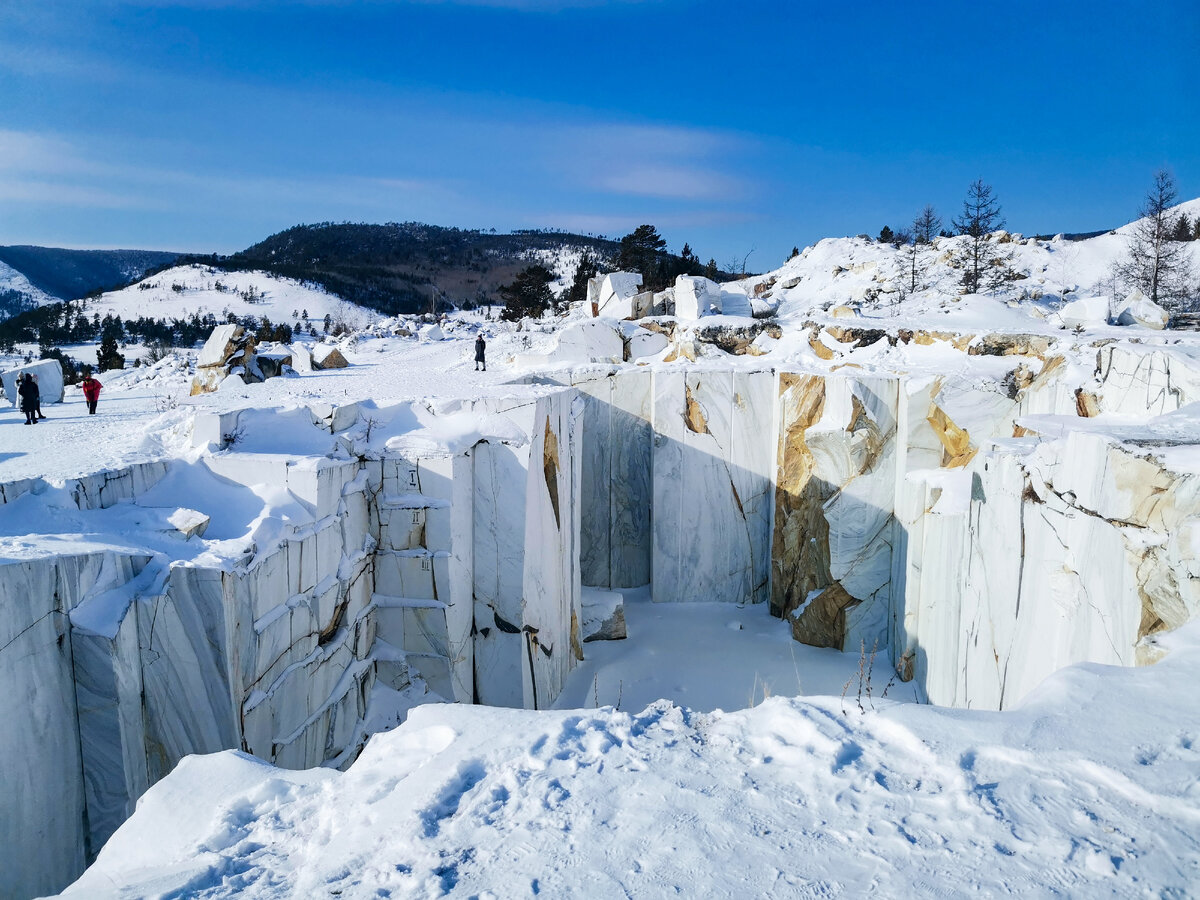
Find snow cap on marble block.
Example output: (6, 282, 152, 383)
(2, 357, 65, 404)
(196, 324, 244, 368)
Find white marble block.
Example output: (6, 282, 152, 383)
(674, 275, 723, 320)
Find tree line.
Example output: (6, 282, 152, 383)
(498, 224, 723, 321)
(870, 170, 1197, 308)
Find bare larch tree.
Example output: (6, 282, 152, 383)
(900, 205, 943, 296)
(953, 180, 1006, 293)
(1115, 169, 1195, 309)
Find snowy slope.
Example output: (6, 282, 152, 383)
(0, 259, 57, 306)
(63, 622, 1200, 898)
(82, 264, 380, 329)
(726, 197, 1200, 334)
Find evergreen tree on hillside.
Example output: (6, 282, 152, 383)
(878, 225, 894, 243)
(1172, 213, 1193, 242)
(705, 258, 719, 281)
(565, 253, 599, 309)
(617, 225, 668, 290)
(952, 180, 1007, 293)
(789, 246, 800, 260)
(97, 327, 125, 371)
(1115, 169, 1195, 308)
(499, 265, 555, 322)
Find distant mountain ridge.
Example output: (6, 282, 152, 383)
(0, 246, 184, 302)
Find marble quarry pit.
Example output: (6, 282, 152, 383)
(6, 332, 1200, 896)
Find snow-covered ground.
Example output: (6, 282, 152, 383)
(554, 586, 921, 712)
(62, 620, 1200, 898)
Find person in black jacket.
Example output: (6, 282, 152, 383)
(32, 374, 45, 419)
(17, 374, 39, 425)
(475, 334, 486, 371)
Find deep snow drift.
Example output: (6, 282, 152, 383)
(63, 622, 1200, 898)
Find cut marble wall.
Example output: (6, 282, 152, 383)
(771, 373, 899, 651)
(468, 392, 583, 709)
(899, 424, 1200, 709)
(0, 557, 88, 900)
(518, 391, 583, 709)
(572, 369, 653, 590)
(472, 438, 530, 707)
(653, 369, 774, 604)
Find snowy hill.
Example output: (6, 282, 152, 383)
(724, 197, 1200, 332)
(0, 259, 56, 319)
(84, 264, 381, 331)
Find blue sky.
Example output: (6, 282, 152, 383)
(1, 0, 1197, 268)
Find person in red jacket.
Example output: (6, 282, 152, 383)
(80, 373, 102, 415)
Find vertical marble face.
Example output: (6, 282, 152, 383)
(652, 369, 775, 604)
(0, 557, 88, 899)
(771, 373, 899, 651)
(519, 394, 583, 710)
(575, 370, 653, 591)
(471, 439, 529, 708)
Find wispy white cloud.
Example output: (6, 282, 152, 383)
(598, 165, 744, 201)
(544, 122, 755, 202)
(0, 180, 152, 210)
(0, 128, 460, 221)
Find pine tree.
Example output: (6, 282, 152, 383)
(952, 180, 1006, 293)
(565, 253, 599, 309)
(789, 246, 800, 260)
(616, 225, 668, 290)
(704, 258, 719, 281)
(878, 225, 894, 243)
(97, 328, 125, 371)
(499, 264, 555, 322)
(1172, 213, 1193, 242)
(1115, 169, 1195, 308)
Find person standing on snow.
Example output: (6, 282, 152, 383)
(81, 373, 102, 415)
(17, 373, 39, 425)
(475, 334, 486, 372)
(32, 374, 46, 419)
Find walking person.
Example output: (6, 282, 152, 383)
(81, 372, 102, 415)
(17, 373, 39, 425)
(475, 333, 486, 372)
(32, 374, 45, 419)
